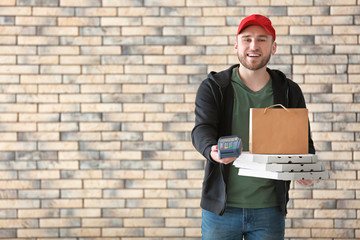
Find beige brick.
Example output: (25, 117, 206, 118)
(165, 218, 200, 227)
(59, 17, 99, 26)
(313, 16, 353, 25)
(293, 199, 336, 209)
(143, 132, 184, 141)
(315, 0, 355, 4)
(288, 6, 329, 15)
(331, 6, 360, 15)
(315, 209, 356, 219)
(0, 142, 36, 151)
(164, 46, 205, 55)
(165, 103, 195, 112)
(60, 0, 101, 7)
(16, 17, 56, 25)
(0, 0, 16, 6)
(312, 132, 354, 141)
(293, 65, 335, 74)
(102, 113, 143, 122)
(330, 170, 356, 180)
(123, 103, 163, 112)
(60, 56, 100, 65)
(0, 199, 39, 208)
(123, 84, 162, 93)
(167, 65, 207, 74)
(0, 46, 35, 55)
(144, 55, 184, 65)
(101, 17, 141, 26)
(83, 179, 124, 189)
(143, 17, 183, 26)
(0, 123, 36, 131)
(290, 26, 332, 35)
(39, 141, 78, 150)
(103, 189, 143, 198)
(32, 7, 75, 16)
(81, 46, 121, 55)
(38, 46, 79, 55)
(124, 218, 164, 227)
(41, 179, 82, 189)
(285, 228, 311, 238)
(313, 190, 355, 199)
(81, 103, 122, 112)
(60, 228, 101, 237)
(80, 141, 120, 150)
(41, 65, 81, 74)
(145, 208, 186, 218)
(145, 227, 183, 237)
(104, 170, 143, 179)
(337, 200, 360, 209)
(100, 150, 142, 160)
(18, 56, 58, 65)
(18, 36, 59, 45)
(103, 208, 143, 218)
(19, 170, 59, 179)
(0, 36, 15, 45)
(316, 35, 357, 44)
(186, 55, 227, 65)
(19, 189, 59, 199)
(145, 189, 186, 198)
(19, 209, 59, 218)
(102, 227, 143, 237)
(117, 7, 159, 16)
(61, 208, 101, 217)
(82, 218, 123, 227)
(84, 199, 125, 208)
(17, 229, 58, 238)
(312, 229, 355, 238)
(0, 65, 38, 74)
(41, 199, 83, 208)
(83, 65, 124, 74)
(40, 218, 80, 228)
(61, 36, 102, 45)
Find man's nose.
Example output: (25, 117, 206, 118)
(250, 40, 258, 50)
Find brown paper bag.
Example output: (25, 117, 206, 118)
(249, 104, 309, 154)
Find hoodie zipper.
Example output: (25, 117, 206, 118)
(283, 83, 290, 215)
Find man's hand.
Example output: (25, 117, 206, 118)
(210, 145, 238, 165)
(296, 179, 313, 186)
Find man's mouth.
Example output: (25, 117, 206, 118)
(247, 53, 261, 57)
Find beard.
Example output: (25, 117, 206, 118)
(237, 52, 271, 71)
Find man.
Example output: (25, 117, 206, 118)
(191, 14, 315, 240)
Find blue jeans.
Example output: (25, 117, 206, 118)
(202, 206, 285, 240)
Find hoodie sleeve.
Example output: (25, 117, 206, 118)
(191, 79, 221, 163)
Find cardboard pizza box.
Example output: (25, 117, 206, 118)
(235, 152, 316, 164)
(234, 160, 324, 173)
(237, 168, 329, 181)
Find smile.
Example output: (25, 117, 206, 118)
(247, 53, 260, 57)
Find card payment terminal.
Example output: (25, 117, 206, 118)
(218, 136, 242, 159)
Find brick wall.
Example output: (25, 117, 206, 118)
(0, 0, 359, 239)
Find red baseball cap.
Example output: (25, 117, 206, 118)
(237, 14, 276, 41)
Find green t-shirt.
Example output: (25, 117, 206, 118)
(226, 67, 278, 208)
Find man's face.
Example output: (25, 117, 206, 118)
(234, 25, 277, 71)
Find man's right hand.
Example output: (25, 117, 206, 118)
(210, 145, 238, 165)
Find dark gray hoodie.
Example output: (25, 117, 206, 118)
(192, 64, 315, 216)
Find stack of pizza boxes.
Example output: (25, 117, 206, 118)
(233, 152, 328, 181)
(233, 107, 329, 181)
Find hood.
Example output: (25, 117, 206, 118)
(207, 64, 290, 107)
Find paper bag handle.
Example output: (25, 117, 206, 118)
(264, 104, 289, 114)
